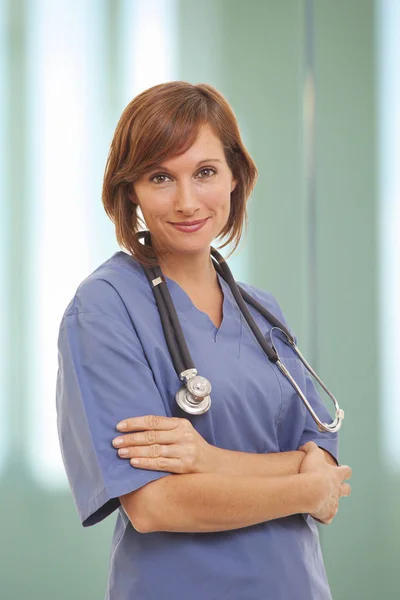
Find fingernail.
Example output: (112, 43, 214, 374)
(113, 437, 124, 447)
(117, 421, 127, 431)
(118, 448, 129, 456)
(131, 459, 139, 465)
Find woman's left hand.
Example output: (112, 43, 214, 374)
(112, 415, 214, 474)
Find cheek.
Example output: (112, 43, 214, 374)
(139, 192, 173, 221)
(200, 185, 231, 212)
(217, 195, 231, 221)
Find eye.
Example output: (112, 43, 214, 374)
(150, 173, 172, 184)
(197, 168, 216, 179)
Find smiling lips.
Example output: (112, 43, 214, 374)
(170, 218, 209, 233)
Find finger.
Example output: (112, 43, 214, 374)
(312, 498, 338, 524)
(337, 465, 352, 481)
(118, 443, 185, 460)
(116, 415, 181, 432)
(340, 483, 351, 497)
(113, 429, 180, 448)
(129, 456, 183, 473)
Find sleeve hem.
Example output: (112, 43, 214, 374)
(79, 470, 171, 527)
(310, 438, 339, 465)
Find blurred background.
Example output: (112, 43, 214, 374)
(1, 0, 399, 598)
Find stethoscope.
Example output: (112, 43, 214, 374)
(137, 231, 344, 433)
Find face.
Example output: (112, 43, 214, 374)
(133, 124, 237, 259)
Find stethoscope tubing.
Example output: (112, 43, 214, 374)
(140, 232, 196, 378)
(211, 248, 284, 362)
(137, 231, 344, 433)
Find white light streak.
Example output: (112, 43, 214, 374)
(27, 0, 179, 489)
(0, 0, 6, 475)
(26, 0, 102, 488)
(377, 0, 400, 471)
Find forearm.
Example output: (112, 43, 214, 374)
(124, 471, 319, 534)
(209, 447, 305, 477)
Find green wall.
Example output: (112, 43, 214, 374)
(313, 3, 384, 598)
(179, 1, 395, 598)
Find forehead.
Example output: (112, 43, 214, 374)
(161, 124, 225, 169)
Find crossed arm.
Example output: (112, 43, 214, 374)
(113, 416, 349, 533)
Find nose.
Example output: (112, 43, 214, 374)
(174, 180, 200, 216)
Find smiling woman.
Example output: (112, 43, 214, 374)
(56, 80, 350, 600)
(102, 81, 257, 269)
(132, 123, 237, 269)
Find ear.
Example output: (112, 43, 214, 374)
(128, 192, 138, 206)
(231, 178, 238, 193)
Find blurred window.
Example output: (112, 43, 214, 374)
(26, 0, 177, 489)
(378, 0, 400, 471)
(0, 0, 6, 475)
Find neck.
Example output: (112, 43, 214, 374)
(158, 250, 218, 290)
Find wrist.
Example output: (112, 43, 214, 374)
(196, 442, 220, 474)
(202, 445, 244, 476)
(294, 450, 306, 474)
(298, 472, 325, 514)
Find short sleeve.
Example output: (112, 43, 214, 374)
(56, 309, 171, 527)
(297, 373, 339, 464)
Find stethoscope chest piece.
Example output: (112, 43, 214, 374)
(138, 230, 344, 431)
(175, 375, 212, 415)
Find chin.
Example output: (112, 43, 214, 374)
(167, 236, 211, 254)
(174, 243, 210, 255)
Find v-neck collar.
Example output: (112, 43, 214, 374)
(115, 251, 242, 354)
(164, 271, 242, 350)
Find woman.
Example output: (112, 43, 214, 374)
(56, 81, 351, 600)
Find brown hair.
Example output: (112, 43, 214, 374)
(102, 81, 258, 266)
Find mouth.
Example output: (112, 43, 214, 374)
(169, 218, 209, 233)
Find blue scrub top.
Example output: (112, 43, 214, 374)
(56, 250, 338, 600)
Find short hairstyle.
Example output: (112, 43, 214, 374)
(102, 81, 258, 266)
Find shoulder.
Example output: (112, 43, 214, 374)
(237, 281, 288, 326)
(61, 251, 148, 327)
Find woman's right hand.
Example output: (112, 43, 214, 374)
(299, 442, 352, 524)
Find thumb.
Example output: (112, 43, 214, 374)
(299, 441, 318, 453)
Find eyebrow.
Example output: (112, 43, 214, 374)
(148, 158, 223, 171)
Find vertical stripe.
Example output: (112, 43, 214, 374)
(5, 0, 29, 481)
(26, 0, 179, 489)
(0, 0, 7, 475)
(26, 0, 107, 488)
(377, 0, 400, 471)
(119, 0, 178, 104)
(303, 0, 318, 367)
